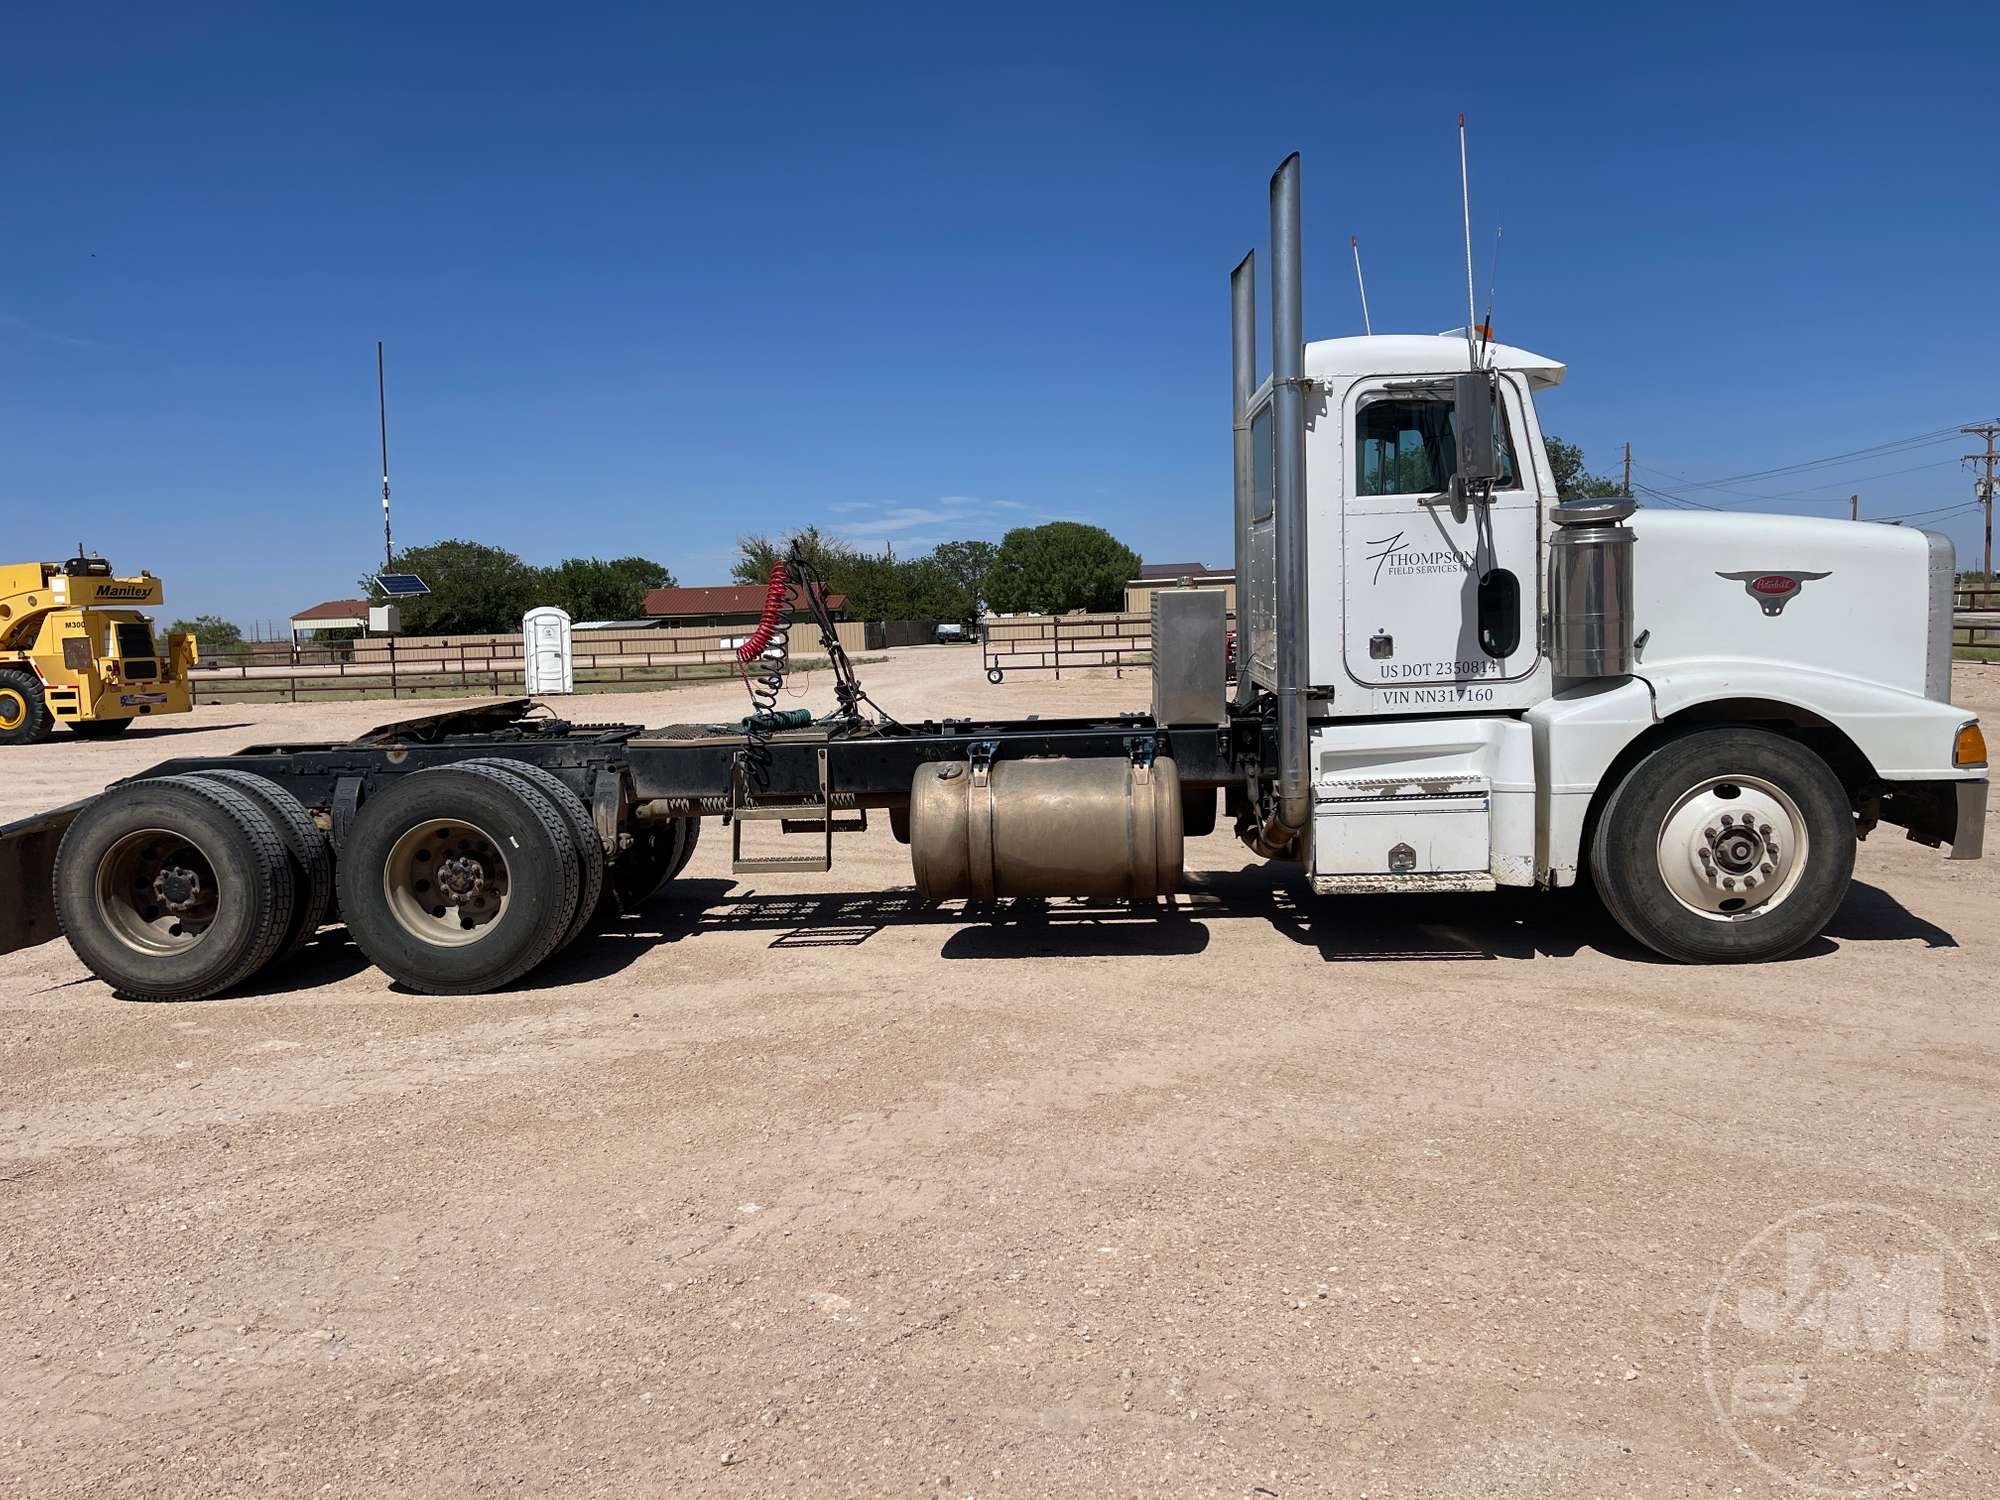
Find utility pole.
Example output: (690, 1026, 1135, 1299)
(378, 341, 393, 573)
(1964, 422, 2000, 583)
(1850, 493, 1859, 522)
(1622, 441, 1632, 497)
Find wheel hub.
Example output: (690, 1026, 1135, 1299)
(151, 865, 203, 913)
(435, 855, 488, 905)
(94, 829, 221, 954)
(383, 819, 511, 946)
(1659, 777, 1808, 920)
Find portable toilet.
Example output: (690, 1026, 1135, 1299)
(523, 606, 574, 695)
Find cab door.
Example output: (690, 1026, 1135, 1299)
(1339, 375, 1541, 696)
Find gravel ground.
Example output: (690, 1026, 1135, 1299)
(3, 648, 1998, 1497)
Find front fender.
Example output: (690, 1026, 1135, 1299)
(1640, 659, 1975, 780)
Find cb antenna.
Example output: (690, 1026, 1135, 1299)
(1479, 226, 1503, 361)
(377, 340, 393, 572)
(1457, 112, 1478, 369)
(1350, 234, 1373, 336)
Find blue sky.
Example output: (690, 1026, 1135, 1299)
(4, 2, 1995, 629)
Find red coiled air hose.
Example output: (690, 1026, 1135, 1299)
(737, 559, 790, 662)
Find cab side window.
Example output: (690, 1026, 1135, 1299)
(1356, 393, 1518, 497)
(1250, 404, 1274, 521)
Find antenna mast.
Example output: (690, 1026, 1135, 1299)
(1457, 113, 1478, 369)
(377, 340, 393, 572)
(1350, 235, 1373, 336)
(1480, 226, 1503, 359)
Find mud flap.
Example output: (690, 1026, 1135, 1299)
(0, 800, 87, 955)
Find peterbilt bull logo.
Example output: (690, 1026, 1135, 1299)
(1716, 570, 1830, 616)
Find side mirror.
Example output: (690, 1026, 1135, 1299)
(1454, 371, 1499, 484)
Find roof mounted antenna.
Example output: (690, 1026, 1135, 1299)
(1350, 234, 1372, 336)
(1457, 113, 1479, 370)
(1479, 226, 1503, 362)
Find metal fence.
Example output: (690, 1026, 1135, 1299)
(190, 641, 795, 705)
(979, 613, 1153, 682)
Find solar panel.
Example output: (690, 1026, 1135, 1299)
(373, 573, 431, 598)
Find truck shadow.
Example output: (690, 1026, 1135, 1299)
(86, 720, 258, 743)
(519, 867, 1954, 984)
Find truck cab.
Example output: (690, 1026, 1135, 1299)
(1244, 333, 1560, 716)
(1230, 154, 1983, 959)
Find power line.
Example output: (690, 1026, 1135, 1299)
(1656, 424, 1974, 494)
(1872, 501, 1979, 523)
(1631, 455, 1965, 504)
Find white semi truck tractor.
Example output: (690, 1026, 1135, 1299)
(0, 152, 1983, 999)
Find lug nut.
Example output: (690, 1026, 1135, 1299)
(1742, 875, 1758, 888)
(1720, 813, 1735, 827)
(1721, 877, 1736, 889)
(1760, 822, 1773, 835)
(1760, 861, 1774, 875)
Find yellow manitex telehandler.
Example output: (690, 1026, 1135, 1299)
(0, 549, 198, 745)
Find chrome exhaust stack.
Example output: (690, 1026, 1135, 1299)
(1229, 250, 1256, 710)
(1267, 152, 1311, 841)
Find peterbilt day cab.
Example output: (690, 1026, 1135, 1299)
(0, 152, 1982, 1001)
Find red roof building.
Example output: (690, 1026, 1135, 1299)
(642, 584, 847, 628)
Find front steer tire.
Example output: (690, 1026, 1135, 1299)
(0, 669, 52, 746)
(1590, 726, 1854, 964)
(54, 778, 298, 1001)
(338, 765, 581, 994)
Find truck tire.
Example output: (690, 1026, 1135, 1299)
(460, 758, 605, 955)
(606, 816, 701, 915)
(69, 717, 134, 738)
(338, 765, 581, 994)
(179, 770, 334, 964)
(54, 778, 298, 1000)
(0, 669, 52, 746)
(1590, 727, 1854, 963)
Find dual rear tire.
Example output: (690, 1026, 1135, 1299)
(57, 759, 696, 1000)
(54, 772, 333, 1001)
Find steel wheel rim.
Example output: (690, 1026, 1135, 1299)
(1656, 773, 1809, 922)
(383, 817, 511, 947)
(94, 827, 222, 955)
(0, 688, 25, 730)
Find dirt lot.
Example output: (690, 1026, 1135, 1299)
(4, 647, 1998, 1497)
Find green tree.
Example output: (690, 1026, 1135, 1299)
(538, 555, 676, 622)
(983, 522, 1141, 615)
(928, 539, 1000, 619)
(363, 539, 542, 635)
(1545, 436, 1625, 503)
(167, 614, 244, 653)
(731, 526, 850, 587)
